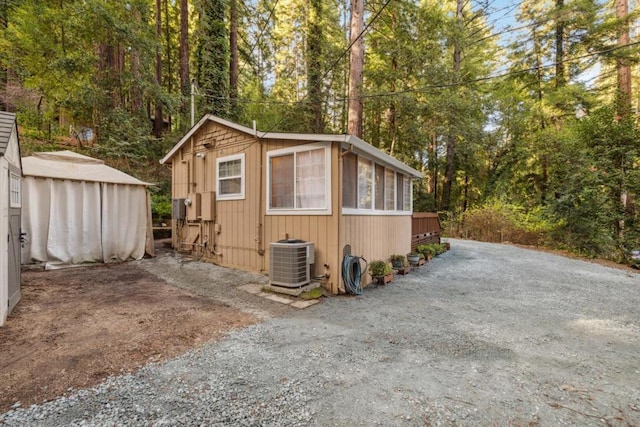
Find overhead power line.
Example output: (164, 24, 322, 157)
(200, 40, 639, 107)
(260, 0, 394, 135)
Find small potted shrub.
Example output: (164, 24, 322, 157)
(368, 260, 393, 285)
(389, 254, 407, 269)
(406, 252, 420, 265)
(389, 254, 410, 275)
(416, 244, 435, 261)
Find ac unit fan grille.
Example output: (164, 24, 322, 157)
(269, 242, 313, 287)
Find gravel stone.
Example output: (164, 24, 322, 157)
(1, 239, 639, 425)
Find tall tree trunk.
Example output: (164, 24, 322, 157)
(179, 0, 190, 119)
(615, 0, 631, 116)
(229, 0, 239, 119)
(534, 30, 548, 205)
(307, 0, 323, 133)
(555, 0, 565, 88)
(615, 0, 631, 239)
(441, 0, 463, 211)
(153, 0, 164, 138)
(347, 0, 364, 138)
(200, 0, 230, 117)
(164, 0, 172, 130)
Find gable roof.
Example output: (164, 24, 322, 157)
(22, 150, 150, 186)
(0, 111, 17, 156)
(160, 114, 423, 178)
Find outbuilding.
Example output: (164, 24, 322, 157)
(21, 150, 154, 268)
(0, 112, 22, 326)
(161, 115, 423, 294)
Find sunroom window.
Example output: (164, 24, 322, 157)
(341, 152, 412, 214)
(384, 168, 395, 210)
(357, 157, 373, 209)
(267, 144, 331, 215)
(403, 175, 411, 211)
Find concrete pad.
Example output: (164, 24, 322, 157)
(238, 284, 263, 295)
(290, 299, 321, 309)
(263, 281, 321, 296)
(262, 294, 294, 305)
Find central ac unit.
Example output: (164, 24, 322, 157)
(269, 241, 315, 287)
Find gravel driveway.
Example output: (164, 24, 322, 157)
(2, 239, 639, 426)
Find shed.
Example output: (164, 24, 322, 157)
(161, 115, 423, 294)
(21, 151, 154, 267)
(0, 112, 22, 326)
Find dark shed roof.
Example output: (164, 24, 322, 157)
(0, 111, 17, 156)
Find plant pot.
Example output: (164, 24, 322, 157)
(407, 255, 420, 265)
(395, 266, 411, 275)
(391, 260, 403, 269)
(375, 274, 394, 285)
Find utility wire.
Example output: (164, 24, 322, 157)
(259, 0, 394, 135)
(195, 40, 640, 106)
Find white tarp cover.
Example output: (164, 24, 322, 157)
(21, 151, 153, 266)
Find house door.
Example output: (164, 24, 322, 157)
(7, 197, 21, 313)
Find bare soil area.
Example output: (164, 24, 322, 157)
(0, 262, 256, 412)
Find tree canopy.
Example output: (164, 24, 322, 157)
(1, 0, 639, 263)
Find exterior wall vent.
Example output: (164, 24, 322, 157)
(269, 241, 314, 287)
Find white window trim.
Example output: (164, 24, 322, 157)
(266, 143, 332, 216)
(216, 153, 245, 201)
(342, 154, 414, 216)
(9, 172, 21, 208)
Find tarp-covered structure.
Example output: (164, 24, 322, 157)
(21, 151, 154, 267)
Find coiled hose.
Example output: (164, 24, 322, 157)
(342, 254, 367, 295)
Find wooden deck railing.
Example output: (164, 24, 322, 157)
(411, 212, 442, 250)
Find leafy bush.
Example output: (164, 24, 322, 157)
(457, 200, 556, 246)
(150, 193, 172, 223)
(369, 260, 392, 277)
(416, 244, 436, 257)
(416, 243, 446, 258)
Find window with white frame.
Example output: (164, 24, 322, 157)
(342, 152, 357, 208)
(384, 168, 395, 210)
(9, 173, 21, 208)
(217, 153, 245, 200)
(357, 157, 373, 209)
(267, 144, 331, 214)
(403, 175, 411, 211)
(374, 164, 384, 210)
(341, 151, 413, 214)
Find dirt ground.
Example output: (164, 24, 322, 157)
(0, 262, 256, 413)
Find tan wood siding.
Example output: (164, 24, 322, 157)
(339, 215, 412, 287)
(262, 141, 340, 293)
(171, 122, 264, 273)
(168, 121, 413, 295)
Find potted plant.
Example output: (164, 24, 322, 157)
(389, 254, 410, 275)
(389, 254, 406, 270)
(416, 244, 435, 261)
(418, 252, 426, 266)
(406, 252, 420, 265)
(368, 260, 393, 285)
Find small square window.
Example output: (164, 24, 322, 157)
(217, 153, 245, 200)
